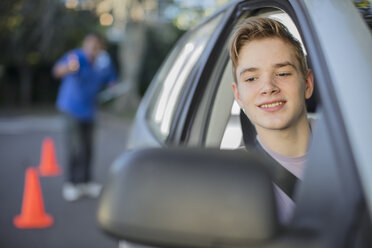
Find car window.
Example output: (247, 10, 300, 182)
(146, 13, 224, 142)
(216, 10, 314, 150)
(220, 100, 242, 149)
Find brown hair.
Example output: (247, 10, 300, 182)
(229, 17, 308, 82)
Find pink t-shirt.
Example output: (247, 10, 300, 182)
(257, 137, 306, 224)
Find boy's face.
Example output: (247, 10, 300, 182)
(232, 37, 313, 132)
(83, 36, 103, 61)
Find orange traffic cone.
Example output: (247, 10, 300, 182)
(38, 137, 61, 176)
(13, 167, 54, 229)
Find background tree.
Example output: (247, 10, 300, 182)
(0, 0, 100, 106)
(0, 0, 228, 110)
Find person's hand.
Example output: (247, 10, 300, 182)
(67, 54, 80, 73)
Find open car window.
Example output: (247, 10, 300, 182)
(204, 9, 316, 150)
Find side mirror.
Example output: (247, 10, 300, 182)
(97, 148, 279, 247)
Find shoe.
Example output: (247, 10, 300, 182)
(81, 182, 102, 198)
(62, 182, 83, 201)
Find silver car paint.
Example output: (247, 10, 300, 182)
(304, 0, 372, 210)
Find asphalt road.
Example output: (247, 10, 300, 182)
(0, 110, 131, 248)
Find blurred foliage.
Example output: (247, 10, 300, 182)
(0, 0, 102, 64)
(0, 0, 105, 106)
(166, 0, 229, 30)
(354, 0, 372, 30)
(0, 0, 227, 107)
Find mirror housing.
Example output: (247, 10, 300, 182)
(97, 148, 279, 247)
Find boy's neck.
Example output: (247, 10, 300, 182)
(255, 115, 311, 157)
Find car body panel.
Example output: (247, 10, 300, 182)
(302, 0, 372, 212)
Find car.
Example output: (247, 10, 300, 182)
(97, 0, 372, 247)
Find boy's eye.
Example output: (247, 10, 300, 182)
(245, 77, 257, 82)
(277, 72, 291, 77)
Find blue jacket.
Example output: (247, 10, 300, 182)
(55, 49, 117, 122)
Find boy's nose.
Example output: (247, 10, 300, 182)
(260, 76, 280, 95)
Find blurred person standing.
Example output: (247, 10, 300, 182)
(52, 33, 118, 201)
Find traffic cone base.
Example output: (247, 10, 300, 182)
(38, 137, 62, 176)
(13, 167, 54, 229)
(13, 213, 53, 229)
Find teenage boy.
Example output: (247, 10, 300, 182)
(229, 17, 314, 223)
(53, 33, 118, 201)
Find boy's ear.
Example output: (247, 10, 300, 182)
(232, 82, 244, 109)
(304, 69, 314, 99)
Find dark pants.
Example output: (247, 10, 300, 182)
(64, 114, 94, 184)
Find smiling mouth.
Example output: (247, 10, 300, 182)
(259, 101, 285, 108)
